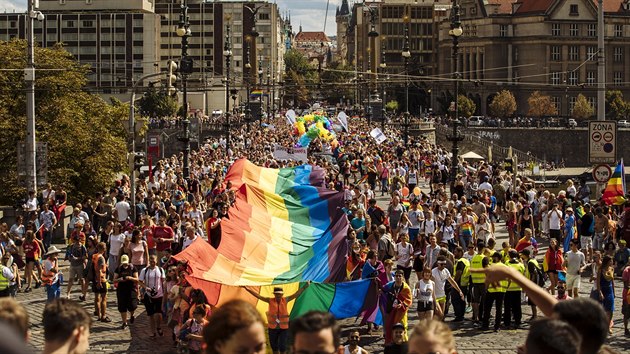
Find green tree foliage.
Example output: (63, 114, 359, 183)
(527, 91, 558, 117)
(284, 49, 315, 107)
(489, 90, 517, 118)
(457, 94, 476, 118)
(572, 93, 594, 120)
(606, 90, 630, 119)
(0, 40, 128, 204)
(320, 61, 354, 103)
(137, 85, 179, 119)
(385, 100, 399, 112)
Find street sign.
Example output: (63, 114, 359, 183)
(589, 121, 617, 164)
(592, 164, 612, 183)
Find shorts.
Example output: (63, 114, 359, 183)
(417, 300, 434, 312)
(566, 273, 581, 289)
(143, 295, 163, 316)
(436, 296, 446, 303)
(623, 302, 630, 319)
(25, 257, 37, 264)
(549, 229, 562, 240)
(69, 264, 85, 281)
(580, 236, 593, 249)
(117, 293, 139, 313)
(92, 282, 108, 294)
(470, 283, 486, 303)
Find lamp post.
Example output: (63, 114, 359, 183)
(266, 65, 271, 123)
(245, 42, 251, 132)
(258, 56, 264, 114)
(365, 1, 379, 126)
(176, 0, 193, 180)
(380, 38, 387, 131)
(402, 19, 411, 147)
(224, 23, 233, 152)
(25, 1, 44, 193)
(447, 1, 464, 193)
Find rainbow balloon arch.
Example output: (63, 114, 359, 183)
(293, 113, 339, 149)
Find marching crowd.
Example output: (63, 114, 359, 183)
(0, 115, 628, 354)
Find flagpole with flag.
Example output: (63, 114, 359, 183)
(601, 159, 626, 205)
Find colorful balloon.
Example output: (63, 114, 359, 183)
(413, 187, 421, 196)
(402, 187, 410, 197)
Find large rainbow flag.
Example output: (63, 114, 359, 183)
(602, 159, 626, 206)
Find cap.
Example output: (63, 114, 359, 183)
(392, 323, 405, 330)
(120, 255, 130, 265)
(620, 240, 627, 245)
(273, 287, 284, 294)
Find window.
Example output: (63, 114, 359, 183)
(471, 6, 477, 15)
(499, 25, 507, 37)
(79, 46, 96, 55)
(61, 33, 78, 41)
(551, 45, 561, 61)
(569, 45, 579, 61)
(570, 4, 579, 15)
(587, 46, 598, 61)
(471, 25, 477, 36)
(569, 96, 577, 111)
(551, 71, 561, 85)
(568, 71, 578, 85)
(588, 24, 597, 37)
(10, 21, 16, 28)
(66, 20, 75, 28)
(82, 20, 93, 28)
(615, 24, 623, 37)
(588, 97, 596, 110)
(259, 13, 270, 20)
(587, 71, 596, 84)
(552, 23, 560, 36)
(79, 33, 97, 41)
(614, 71, 623, 85)
(569, 23, 579, 36)
(614, 47, 623, 62)
(552, 96, 560, 112)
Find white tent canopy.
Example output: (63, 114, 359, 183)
(461, 151, 484, 160)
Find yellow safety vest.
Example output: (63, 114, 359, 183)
(0, 265, 9, 291)
(525, 259, 540, 281)
(507, 261, 525, 291)
(456, 258, 470, 287)
(470, 254, 486, 284)
(487, 263, 509, 293)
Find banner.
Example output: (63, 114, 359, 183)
(337, 112, 349, 132)
(273, 145, 308, 162)
(370, 128, 387, 144)
(286, 109, 297, 125)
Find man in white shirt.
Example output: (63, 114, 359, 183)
(343, 331, 368, 354)
(114, 195, 131, 223)
(548, 203, 563, 244)
(23, 191, 38, 212)
(563, 239, 586, 298)
(139, 255, 166, 337)
(182, 225, 198, 250)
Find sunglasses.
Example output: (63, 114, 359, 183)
(350, 336, 359, 340)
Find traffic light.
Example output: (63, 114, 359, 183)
(166, 60, 178, 96)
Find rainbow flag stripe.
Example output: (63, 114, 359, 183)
(602, 159, 626, 206)
(176, 159, 349, 285)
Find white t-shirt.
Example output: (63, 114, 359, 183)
(344, 345, 367, 354)
(439, 223, 455, 241)
(431, 267, 451, 298)
(108, 233, 126, 256)
(548, 209, 563, 230)
(422, 219, 438, 235)
(182, 235, 197, 250)
(396, 242, 414, 268)
(43, 259, 58, 284)
(415, 278, 435, 303)
(565, 250, 585, 276)
(140, 266, 165, 298)
(115, 201, 131, 222)
(408, 209, 423, 229)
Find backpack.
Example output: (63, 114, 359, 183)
(529, 259, 547, 287)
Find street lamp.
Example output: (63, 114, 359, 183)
(402, 19, 411, 147)
(266, 65, 271, 123)
(447, 0, 464, 193)
(365, 1, 379, 126)
(176, 0, 193, 180)
(224, 22, 233, 152)
(245, 41, 252, 132)
(380, 37, 387, 130)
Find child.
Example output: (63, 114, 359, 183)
(178, 305, 208, 354)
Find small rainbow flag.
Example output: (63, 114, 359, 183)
(602, 159, 626, 205)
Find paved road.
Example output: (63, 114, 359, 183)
(16, 181, 630, 353)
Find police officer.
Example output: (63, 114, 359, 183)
(504, 249, 525, 328)
(481, 252, 508, 331)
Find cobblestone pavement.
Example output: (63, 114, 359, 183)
(15, 182, 630, 353)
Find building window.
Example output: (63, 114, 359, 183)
(570, 4, 579, 15)
(552, 96, 561, 112)
(614, 71, 623, 85)
(569, 96, 577, 111)
(67, 20, 75, 28)
(569, 45, 579, 61)
(587, 46, 598, 61)
(587, 71, 596, 85)
(568, 71, 578, 85)
(587, 24, 596, 37)
(551, 45, 561, 61)
(471, 25, 477, 36)
(551, 71, 561, 85)
(259, 13, 270, 20)
(82, 20, 93, 28)
(499, 25, 507, 37)
(10, 21, 16, 28)
(588, 97, 597, 110)
(552, 23, 560, 36)
(471, 6, 477, 15)
(569, 23, 579, 36)
(614, 47, 623, 62)
(614, 24, 623, 37)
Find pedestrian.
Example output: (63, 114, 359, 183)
(113, 254, 138, 329)
(563, 239, 586, 298)
(0, 253, 15, 298)
(469, 239, 487, 323)
(107, 223, 125, 281)
(504, 249, 525, 328)
(383, 270, 413, 344)
(544, 238, 564, 295)
(244, 282, 310, 354)
(596, 255, 615, 334)
(42, 298, 91, 354)
(21, 230, 42, 293)
(481, 252, 507, 331)
(395, 233, 413, 284)
(622, 259, 630, 336)
(522, 318, 582, 354)
(290, 311, 341, 354)
(65, 234, 87, 301)
(129, 229, 149, 275)
(91, 242, 111, 323)
(452, 246, 470, 322)
(178, 305, 207, 354)
(414, 267, 438, 321)
(42, 246, 62, 302)
(342, 330, 368, 354)
(39, 203, 57, 253)
(202, 299, 267, 354)
(407, 319, 456, 354)
(139, 254, 166, 337)
(431, 256, 464, 321)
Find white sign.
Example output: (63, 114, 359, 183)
(285, 110, 296, 125)
(370, 128, 387, 144)
(273, 145, 308, 162)
(337, 112, 349, 132)
(592, 164, 612, 183)
(589, 121, 617, 164)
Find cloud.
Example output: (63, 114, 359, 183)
(3, 0, 26, 12)
(276, 0, 342, 36)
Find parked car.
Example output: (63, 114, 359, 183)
(618, 120, 630, 128)
(468, 116, 484, 126)
(567, 118, 577, 128)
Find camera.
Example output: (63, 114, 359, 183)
(149, 288, 158, 297)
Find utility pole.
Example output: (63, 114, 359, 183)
(597, 0, 605, 121)
(25, 0, 42, 193)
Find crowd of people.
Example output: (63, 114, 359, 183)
(0, 113, 629, 354)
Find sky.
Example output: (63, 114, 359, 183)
(1, 0, 343, 36)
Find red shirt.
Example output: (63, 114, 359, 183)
(23, 240, 41, 259)
(153, 225, 174, 252)
(143, 225, 156, 250)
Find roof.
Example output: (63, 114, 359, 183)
(295, 31, 331, 43)
(514, 0, 627, 14)
(486, 0, 518, 14)
(339, 0, 351, 16)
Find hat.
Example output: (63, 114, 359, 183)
(120, 255, 130, 265)
(392, 323, 405, 330)
(620, 240, 627, 245)
(566, 207, 573, 212)
(44, 246, 61, 257)
(273, 287, 284, 294)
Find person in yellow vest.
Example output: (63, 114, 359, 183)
(504, 249, 525, 329)
(470, 239, 488, 324)
(42, 246, 62, 302)
(519, 249, 541, 320)
(245, 281, 311, 354)
(481, 252, 508, 331)
(0, 258, 15, 298)
(452, 246, 470, 322)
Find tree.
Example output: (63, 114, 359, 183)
(489, 90, 517, 118)
(320, 61, 353, 104)
(0, 39, 128, 204)
(606, 90, 630, 119)
(137, 85, 179, 119)
(457, 94, 476, 118)
(284, 49, 316, 107)
(385, 100, 399, 113)
(572, 93, 594, 120)
(527, 91, 558, 117)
